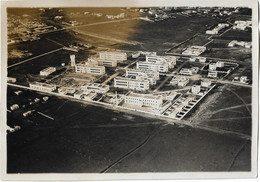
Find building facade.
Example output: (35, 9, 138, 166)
(170, 76, 189, 87)
(99, 51, 127, 62)
(89, 58, 117, 67)
(29, 82, 56, 92)
(126, 69, 160, 85)
(114, 76, 150, 91)
(145, 55, 176, 68)
(136, 61, 169, 73)
(191, 85, 201, 94)
(40, 67, 56, 76)
(124, 92, 163, 109)
(75, 63, 105, 75)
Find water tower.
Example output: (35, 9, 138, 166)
(70, 55, 76, 67)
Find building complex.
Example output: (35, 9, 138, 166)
(99, 51, 127, 62)
(75, 61, 105, 75)
(114, 76, 150, 91)
(124, 92, 163, 109)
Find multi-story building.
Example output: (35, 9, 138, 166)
(29, 82, 56, 92)
(99, 51, 127, 62)
(170, 76, 189, 87)
(124, 92, 163, 109)
(216, 61, 224, 68)
(88, 58, 117, 67)
(81, 83, 109, 93)
(137, 61, 169, 73)
(201, 79, 212, 87)
(40, 67, 56, 76)
(75, 62, 105, 75)
(145, 55, 176, 68)
(191, 85, 201, 94)
(179, 67, 199, 75)
(126, 69, 159, 85)
(114, 76, 150, 91)
(208, 71, 218, 78)
(209, 63, 217, 71)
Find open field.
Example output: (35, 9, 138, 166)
(75, 14, 223, 52)
(108, 124, 250, 172)
(218, 29, 252, 42)
(8, 38, 62, 66)
(7, 87, 250, 173)
(188, 85, 251, 135)
(202, 48, 251, 62)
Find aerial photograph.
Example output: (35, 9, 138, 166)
(5, 6, 253, 174)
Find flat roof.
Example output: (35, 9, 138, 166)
(127, 92, 162, 100)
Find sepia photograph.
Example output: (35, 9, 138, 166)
(1, 0, 258, 181)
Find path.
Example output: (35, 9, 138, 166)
(8, 48, 64, 69)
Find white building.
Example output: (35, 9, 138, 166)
(182, 46, 206, 56)
(126, 69, 159, 85)
(125, 92, 163, 109)
(208, 71, 218, 78)
(88, 58, 117, 67)
(145, 55, 176, 68)
(75, 62, 105, 75)
(74, 90, 97, 100)
(40, 67, 56, 76)
(10, 104, 19, 111)
(109, 94, 125, 105)
(165, 92, 177, 100)
(201, 79, 212, 87)
(29, 82, 56, 92)
(179, 67, 199, 75)
(81, 83, 109, 93)
(206, 23, 229, 35)
(198, 57, 207, 63)
(137, 61, 169, 73)
(191, 85, 201, 94)
(233, 20, 252, 30)
(216, 61, 224, 68)
(209, 63, 217, 71)
(99, 51, 127, 62)
(58, 87, 76, 95)
(7, 77, 16, 83)
(228, 40, 252, 48)
(170, 76, 189, 87)
(114, 76, 150, 91)
(240, 76, 248, 83)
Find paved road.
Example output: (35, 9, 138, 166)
(8, 48, 64, 69)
